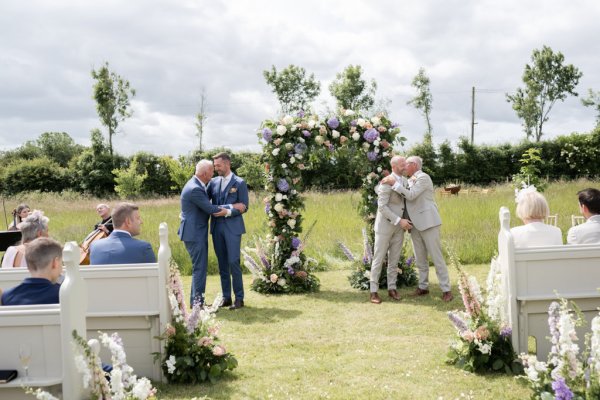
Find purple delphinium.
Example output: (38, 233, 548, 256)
(294, 143, 308, 154)
(363, 128, 379, 143)
(277, 178, 290, 192)
(291, 237, 301, 249)
(287, 267, 295, 275)
(350, 120, 357, 127)
(302, 130, 311, 137)
(327, 117, 340, 129)
(328, 144, 335, 152)
(447, 311, 468, 334)
(260, 255, 270, 270)
(552, 377, 573, 400)
(297, 110, 305, 118)
(264, 203, 270, 214)
(500, 326, 512, 339)
(337, 241, 355, 262)
(262, 128, 273, 142)
(405, 256, 414, 267)
(186, 299, 203, 333)
(391, 122, 400, 129)
(367, 151, 378, 161)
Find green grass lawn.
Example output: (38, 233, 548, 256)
(155, 266, 530, 399)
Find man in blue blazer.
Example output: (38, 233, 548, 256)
(90, 202, 156, 265)
(209, 152, 249, 310)
(178, 159, 231, 305)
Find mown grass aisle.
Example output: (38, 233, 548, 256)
(156, 266, 530, 399)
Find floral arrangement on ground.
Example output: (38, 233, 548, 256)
(258, 109, 405, 294)
(520, 299, 600, 399)
(343, 228, 417, 290)
(156, 260, 238, 384)
(447, 254, 522, 374)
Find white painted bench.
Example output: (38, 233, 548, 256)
(0, 242, 87, 400)
(0, 223, 172, 382)
(497, 206, 600, 360)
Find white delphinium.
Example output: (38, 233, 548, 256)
(485, 257, 507, 325)
(467, 275, 484, 305)
(168, 292, 184, 323)
(73, 350, 92, 388)
(520, 354, 548, 382)
(552, 308, 582, 380)
(590, 316, 600, 382)
(166, 355, 176, 374)
(25, 388, 60, 400)
(132, 377, 155, 400)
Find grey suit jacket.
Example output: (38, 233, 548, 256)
(374, 179, 406, 234)
(391, 170, 442, 231)
(567, 215, 600, 244)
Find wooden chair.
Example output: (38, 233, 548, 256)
(545, 214, 558, 227)
(440, 191, 452, 197)
(571, 215, 585, 227)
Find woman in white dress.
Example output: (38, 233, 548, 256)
(1, 210, 49, 269)
(511, 190, 562, 248)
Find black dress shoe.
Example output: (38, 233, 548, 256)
(229, 299, 244, 310)
(219, 298, 233, 307)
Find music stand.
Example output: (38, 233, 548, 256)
(0, 231, 22, 252)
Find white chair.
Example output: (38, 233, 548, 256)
(571, 215, 585, 227)
(545, 214, 558, 226)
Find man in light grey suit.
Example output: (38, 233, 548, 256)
(567, 188, 600, 244)
(369, 156, 413, 304)
(381, 155, 453, 302)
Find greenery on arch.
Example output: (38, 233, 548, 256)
(242, 109, 406, 294)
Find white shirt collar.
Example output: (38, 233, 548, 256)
(112, 229, 132, 237)
(194, 175, 207, 189)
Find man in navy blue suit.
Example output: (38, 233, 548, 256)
(90, 202, 156, 265)
(209, 152, 249, 310)
(179, 159, 234, 306)
(1, 237, 63, 305)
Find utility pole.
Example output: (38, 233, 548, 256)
(471, 86, 476, 144)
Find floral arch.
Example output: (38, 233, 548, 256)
(243, 110, 411, 294)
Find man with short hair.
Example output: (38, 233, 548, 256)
(179, 160, 229, 306)
(209, 152, 249, 310)
(381, 155, 453, 302)
(369, 156, 412, 304)
(1, 237, 63, 305)
(94, 203, 114, 234)
(567, 188, 600, 244)
(90, 202, 156, 264)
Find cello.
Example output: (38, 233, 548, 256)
(79, 217, 112, 265)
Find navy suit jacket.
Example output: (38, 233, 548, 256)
(208, 174, 249, 235)
(90, 231, 156, 264)
(178, 176, 222, 242)
(1, 277, 60, 305)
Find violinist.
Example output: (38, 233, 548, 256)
(94, 204, 114, 234)
(8, 203, 30, 231)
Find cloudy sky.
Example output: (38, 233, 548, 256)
(2, 0, 600, 157)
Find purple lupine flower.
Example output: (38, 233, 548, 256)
(294, 143, 308, 154)
(302, 130, 311, 137)
(277, 178, 290, 192)
(500, 326, 512, 338)
(291, 237, 301, 249)
(338, 241, 355, 261)
(297, 110, 305, 118)
(362, 255, 369, 265)
(264, 203, 270, 214)
(363, 128, 379, 143)
(367, 151, 378, 161)
(262, 128, 273, 142)
(552, 377, 574, 400)
(243, 251, 260, 272)
(548, 302, 561, 356)
(327, 117, 340, 129)
(287, 267, 295, 275)
(186, 300, 203, 333)
(391, 122, 400, 129)
(260, 255, 270, 270)
(350, 120, 357, 127)
(405, 256, 414, 267)
(328, 144, 335, 152)
(447, 311, 468, 333)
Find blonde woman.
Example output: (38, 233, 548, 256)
(511, 190, 562, 247)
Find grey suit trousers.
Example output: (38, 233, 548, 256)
(370, 227, 405, 292)
(410, 225, 451, 292)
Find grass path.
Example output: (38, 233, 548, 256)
(155, 265, 530, 399)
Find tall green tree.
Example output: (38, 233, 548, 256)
(506, 46, 582, 142)
(36, 132, 84, 167)
(263, 65, 320, 115)
(582, 89, 600, 127)
(407, 68, 433, 137)
(91, 62, 136, 155)
(329, 65, 377, 112)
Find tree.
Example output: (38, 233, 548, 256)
(329, 65, 377, 112)
(113, 157, 147, 199)
(195, 87, 208, 152)
(507, 46, 582, 142)
(407, 68, 433, 137)
(91, 62, 136, 155)
(263, 65, 320, 115)
(582, 89, 600, 127)
(36, 132, 84, 167)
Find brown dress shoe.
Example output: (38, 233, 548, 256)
(442, 291, 454, 302)
(388, 289, 401, 301)
(370, 292, 382, 304)
(412, 288, 430, 296)
(229, 299, 244, 310)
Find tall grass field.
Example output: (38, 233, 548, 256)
(1, 180, 597, 399)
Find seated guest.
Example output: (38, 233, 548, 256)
(567, 188, 600, 244)
(90, 202, 156, 264)
(2, 210, 49, 269)
(8, 203, 30, 231)
(94, 203, 114, 234)
(511, 190, 563, 247)
(1, 237, 63, 305)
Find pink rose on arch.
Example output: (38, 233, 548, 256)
(340, 136, 348, 144)
(377, 126, 387, 133)
(212, 345, 227, 357)
(165, 323, 176, 337)
(380, 139, 390, 149)
(475, 325, 490, 341)
(270, 273, 278, 283)
(461, 330, 475, 342)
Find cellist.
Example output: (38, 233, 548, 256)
(94, 204, 114, 234)
(79, 204, 113, 265)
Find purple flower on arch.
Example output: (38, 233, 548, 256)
(287, 266, 295, 275)
(297, 110, 305, 118)
(367, 151, 378, 162)
(327, 117, 340, 129)
(350, 120, 357, 127)
(302, 130, 311, 138)
(294, 143, 308, 155)
(291, 237, 301, 249)
(277, 178, 290, 192)
(262, 128, 273, 142)
(264, 203, 271, 214)
(363, 128, 379, 143)
(391, 122, 400, 129)
(551, 377, 573, 400)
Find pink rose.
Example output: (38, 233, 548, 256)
(212, 345, 226, 356)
